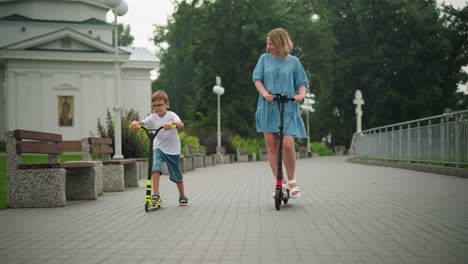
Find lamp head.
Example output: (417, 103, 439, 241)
(113, 0, 128, 16)
(311, 14, 320, 22)
(213, 85, 225, 95)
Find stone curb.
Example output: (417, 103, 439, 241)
(347, 157, 468, 178)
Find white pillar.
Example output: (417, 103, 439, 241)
(217, 93, 221, 149)
(213, 76, 224, 153)
(113, 14, 123, 159)
(353, 90, 364, 133)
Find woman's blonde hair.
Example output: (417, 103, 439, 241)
(266, 28, 293, 59)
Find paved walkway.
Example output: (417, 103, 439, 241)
(1, 156, 468, 264)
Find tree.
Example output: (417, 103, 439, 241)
(113, 23, 134, 46)
(317, 0, 468, 146)
(153, 0, 294, 141)
(152, 0, 468, 148)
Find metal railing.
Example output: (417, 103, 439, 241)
(355, 110, 468, 168)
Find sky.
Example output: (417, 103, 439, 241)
(107, 0, 466, 55)
(106, 0, 175, 54)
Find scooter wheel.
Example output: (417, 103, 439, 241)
(275, 189, 281, 210)
(145, 201, 149, 212)
(283, 190, 289, 205)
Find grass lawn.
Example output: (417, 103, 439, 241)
(0, 154, 83, 209)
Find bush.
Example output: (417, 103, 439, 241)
(96, 108, 149, 158)
(229, 135, 265, 158)
(179, 131, 201, 155)
(310, 142, 335, 156)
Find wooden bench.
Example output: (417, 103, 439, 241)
(135, 158, 149, 180)
(259, 147, 268, 161)
(186, 144, 206, 169)
(334, 145, 346, 156)
(236, 147, 256, 162)
(199, 146, 215, 166)
(81, 137, 139, 191)
(216, 146, 234, 164)
(298, 146, 310, 158)
(5, 130, 98, 208)
(59, 140, 104, 196)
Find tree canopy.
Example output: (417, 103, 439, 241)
(113, 23, 134, 47)
(152, 0, 467, 147)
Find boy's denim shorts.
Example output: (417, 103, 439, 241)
(151, 148, 184, 183)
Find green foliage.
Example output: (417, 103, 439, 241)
(179, 131, 201, 155)
(96, 108, 149, 158)
(113, 23, 134, 47)
(310, 142, 335, 156)
(229, 134, 265, 155)
(153, 0, 468, 149)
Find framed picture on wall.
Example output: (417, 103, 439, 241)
(58, 96, 74, 127)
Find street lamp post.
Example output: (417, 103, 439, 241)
(104, 0, 128, 159)
(212, 76, 224, 153)
(300, 93, 315, 151)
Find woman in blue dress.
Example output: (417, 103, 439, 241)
(252, 28, 308, 199)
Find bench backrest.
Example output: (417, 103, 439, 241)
(185, 144, 194, 156)
(216, 146, 226, 154)
(237, 147, 248, 156)
(197, 146, 206, 155)
(298, 146, 308, 152)
(6, 130, 63, 168)
(59, 140, 82, 151)
(82, 137, 113, 160)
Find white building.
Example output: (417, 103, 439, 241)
(0, 0, 159, 140)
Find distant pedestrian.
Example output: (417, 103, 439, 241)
(326, 132, 333, 151)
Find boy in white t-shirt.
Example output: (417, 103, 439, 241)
(130, 90, 188, 206)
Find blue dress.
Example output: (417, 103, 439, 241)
(252, 53, 309, 138)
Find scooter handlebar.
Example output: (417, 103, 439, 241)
(264, 93, 296, 102)
(129, 124, 177, 130)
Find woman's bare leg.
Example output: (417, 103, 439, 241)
(282, 136, 299, 195)
(264, 132, 279, 178)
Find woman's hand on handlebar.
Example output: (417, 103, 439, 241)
(294, 94, 305, 103)
(263, 93, 274, 103)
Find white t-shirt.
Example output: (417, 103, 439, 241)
(142, 111, 182, 155)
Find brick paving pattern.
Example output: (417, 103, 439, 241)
(1, 156, 467, 264)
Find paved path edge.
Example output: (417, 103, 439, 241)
(347, 156, 468, 178)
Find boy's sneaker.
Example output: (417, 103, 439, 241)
(179, 196, 188, 206)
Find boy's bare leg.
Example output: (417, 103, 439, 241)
(152, 172, 161, 195)
(176, 183, 185, 197)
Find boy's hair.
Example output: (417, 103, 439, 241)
(151, 90, 169, 103)
(266, 28, 293, 59)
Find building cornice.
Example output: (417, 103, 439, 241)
(2, 27, 120, 53)
(0, 49, 129, 63)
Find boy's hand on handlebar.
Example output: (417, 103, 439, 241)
(294, 94, 305, 103)
(163, 122, 177, 130)
(130, 121, 140, 133)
